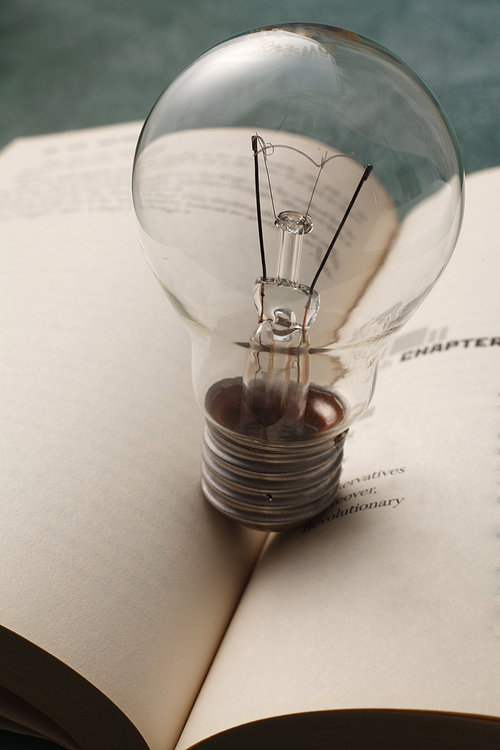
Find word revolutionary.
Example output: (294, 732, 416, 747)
(302, 497, 404, 531)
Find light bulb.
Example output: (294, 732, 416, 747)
(132, 24, 463, 530)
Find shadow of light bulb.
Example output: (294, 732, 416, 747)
(132, 24, 463, 530)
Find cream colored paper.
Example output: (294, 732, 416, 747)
(2, 123, 499, 750)
(177, 168, 500, 748)
(0, 124, 265, 750)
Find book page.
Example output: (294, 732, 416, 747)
(177, 167, 500, 748)
(0, 686, 81, 750)
(0, 124, 265, 750)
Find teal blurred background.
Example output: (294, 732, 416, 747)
(1, 0, 500, 173)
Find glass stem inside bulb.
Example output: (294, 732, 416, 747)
(240, 321, 311, 440)
(238, 210, 318, 440)
(275, 210, 313, 283)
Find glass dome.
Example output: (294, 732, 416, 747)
(132, 24, 463, 528)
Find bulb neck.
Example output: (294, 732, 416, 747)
(201, 419, 347, 531)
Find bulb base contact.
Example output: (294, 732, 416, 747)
(202, 378, 347, 530)
(201, 421, 346, 531)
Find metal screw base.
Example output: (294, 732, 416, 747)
(201, 420, 347, 531)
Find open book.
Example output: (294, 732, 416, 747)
(0, 123, 499, 750)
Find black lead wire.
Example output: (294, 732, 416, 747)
(252, 133, 372, 297)
(308, 163, 373, 295)
(252, 135, 267, 281)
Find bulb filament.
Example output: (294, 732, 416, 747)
(241, 134, 373, 440)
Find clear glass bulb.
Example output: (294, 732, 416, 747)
(132, 24, 463, 530)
